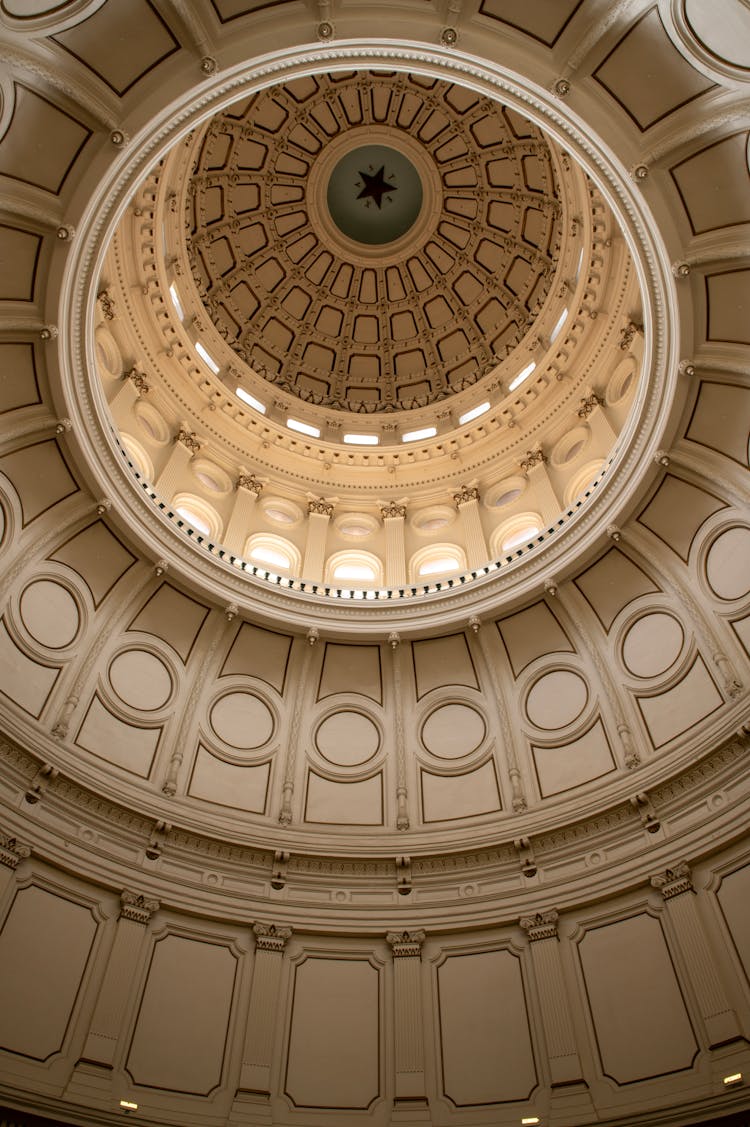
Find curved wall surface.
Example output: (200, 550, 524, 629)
(0, 1, 748, 1125)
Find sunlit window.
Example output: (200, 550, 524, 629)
(195, 341, 220, 374)
(459, 401, 490, 425)
(287, 417, 320, 438)
(402, 426, 436, 442)
(236, 386, 266, 414)
(508, 361, 536, 392)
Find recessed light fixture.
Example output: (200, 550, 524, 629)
(287, 417, 321, 438)
(119, 1099, 138, 1111)
(402, 426, 436, 442)
(521, 1117, 540, 1125)
(195, 340, 220, 374)
(508, 361, 536, 392)
(343, 433, 379, 445)
(235, 387, 266, 413)
(459, 401, 490, 425)
(723, 1072, 743, 1086)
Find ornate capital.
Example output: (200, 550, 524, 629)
(97, 289, 115, 320)
(175, 426, 200, 454)
(453, 485, 479, 508)
(387, 929, 426, 957)
(520, 449, 547, 473)
(308, 499, 334, 517)
(577, 392, 602, 418)
(520, 910, 559, 941)
(651, 862, 693, 900)
(236, 472, 262, 495)
(253, 922, 292, 952)
(126, 367, 150, 395)
(618, 320, 641, 351)
(120, 889, 160, 924)
(0, 833, 30, 870)
(381, 501, 406, 520)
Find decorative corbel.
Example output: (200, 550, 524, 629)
(396, 855, 412, 896)
(270, 850, 290, 890)
(514, 836, 537, 878)
(145, 820, 171, 860)
(24, 763, 58, 805)
(630, 792, 661, 834)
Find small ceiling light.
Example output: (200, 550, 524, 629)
(287, 417, 320, 438)
(402, 426, 436, 442)
(343, 433, 379, 445)
(195, 340, 220, 373)
(508, 361, 536, 392)
(235, 387, 266, 414)
(521, 1118, 540, 1125)
(168, 282, 184, 320)
(723, 1072, 743, 1085)
(119, 1100, 138, 1111)
(459, 401, 490, 425)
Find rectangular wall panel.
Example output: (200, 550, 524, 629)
(0, 885, 97, 1061)
(437, 949, 536, 1105)
(285, 956, 380, 1109)
(578, 913, 697, 1084)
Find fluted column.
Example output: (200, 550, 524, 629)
(0, 832, 29, 901)
(303, 499, 333, 582)
(453, 486, 488, 569)
(519, 911, 586, 1087)
(231, 923, 292, 1124)
(387, 930, 429, 1118)
(651, 862, 743, 1048)
(225, 473, 263, 555)
(381, 503, 407, 588)
(155, 425, 200, 498)
(79, 891, 160, 1069)
(519, 450, 561, 524)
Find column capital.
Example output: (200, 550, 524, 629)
(651, 861, 693, 900)
(453, 485, 480, 509)
(253, 922, 293, 952)
(120, 889, 160, 924)
(520, 910, 559, 941)
(520, 449, 547, 473)
(381, 501, 407, 520)
(236, 472, 262, 495)
(308, 498, 334, 517)
(175, 425, 200, 454)
(387, 929, 426, 957)
(0, 832, 30, 870)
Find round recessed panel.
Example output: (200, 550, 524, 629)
(327, 144, 423, 246)
(421, 703, 485, 759)
(20, 580, 79, 648)
(526, 670, 588, 730)
(706, 527, 750, 601)
(315, 710, 380, 766)
(110, 650, 172, 711)
(622, 613, 684, 678)
(210, 692, 275, 749)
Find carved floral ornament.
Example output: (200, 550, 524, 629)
(253, 922, 293, 952)
(386, 929, 426, 957)
(651, 861, 694, 900)
(175, 426, 200, 454)
(0, 832, 30, 870)
(236, 472, 263, 495)
(120, 889, 160, 924)
(519, 910, 559, 941)
(453, 485, 480, 508)
(381, 501, 407, 520)
(520, 449, 548, 473)
(308, 499, 334, 517)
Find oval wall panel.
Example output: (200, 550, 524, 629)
(210, 691, 274, 749)
(526, 669, 588, 730)
(315, 710, 380, 766)
(109, 649, 172, 711)
(421, 703, 486, 759)
(20, 579, 79, 649)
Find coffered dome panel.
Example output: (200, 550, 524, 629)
(186, 71, 562, 413)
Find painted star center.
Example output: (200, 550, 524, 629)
(356, 165, 397, 210)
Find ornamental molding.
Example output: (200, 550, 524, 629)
(253, 922, 292, 951)
(308, 499, 334, 517)
(520, 910, 559, 941)
(381, 502, 407, 520)
(387, 929, 426, 957)
(453, 485, 480, 508)
(120, 889, 160, 923)
(520, 449, 548, 472)
(236, 472, 262, 495)
(0, 832, 30, 870)
(651, 861, 693, 900)
(577, 392, 602, 418)
(125, 367, 150, 395)
(175, 426, 200, 454)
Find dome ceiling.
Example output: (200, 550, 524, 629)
(186, 71, 562, 412)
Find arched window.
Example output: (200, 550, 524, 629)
(120, 432, 154, 482)
(410, 543, 467, 583)
(491, 513, 544, 557)
(325, 550, 383, 587)
(244, 533, 301, 576)
(172, 492, 222, 540)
